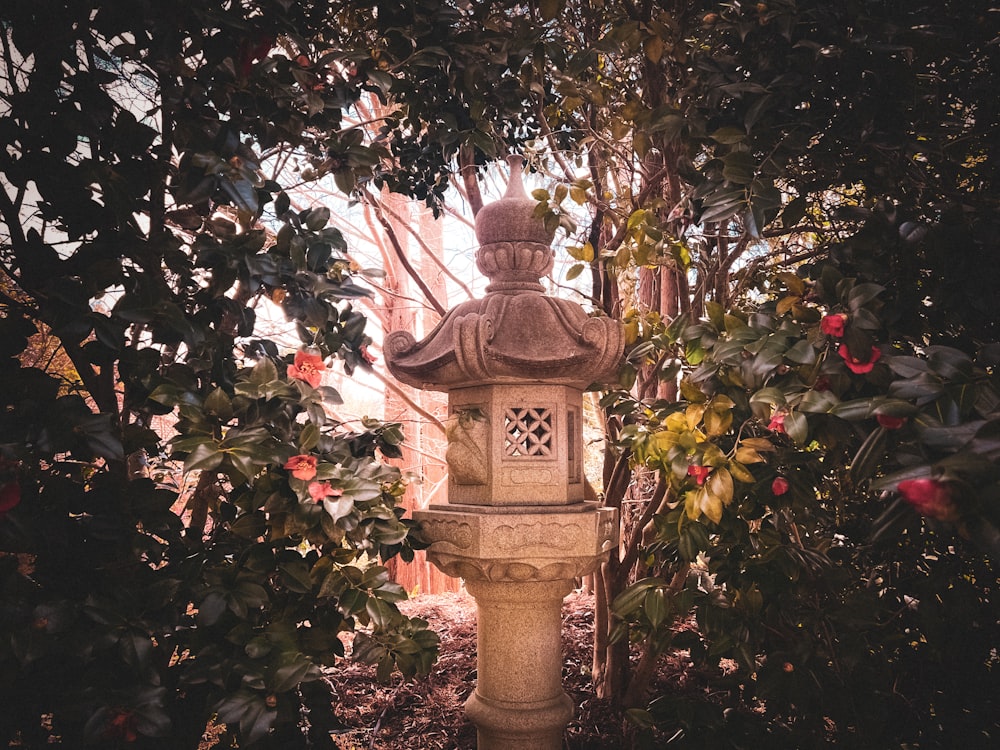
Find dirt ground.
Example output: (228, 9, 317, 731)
(321, 590, 689, 750)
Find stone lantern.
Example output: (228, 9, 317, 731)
(384, 157, 623, 750)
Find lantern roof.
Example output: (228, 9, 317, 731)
(385, 156, 624, 391)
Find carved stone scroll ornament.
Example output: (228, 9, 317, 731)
(444, 412, 488, 485)
(427, 553, 607, 584)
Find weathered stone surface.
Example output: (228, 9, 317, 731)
(444, 384, 585, 506)
(384, 156, 623, 749)
(383, 290, 623, 391)
(463, 579, 574, 750)
(414, 503, 617, 583)
(383, 157, 623, 392)
(414, 502, 617, 749)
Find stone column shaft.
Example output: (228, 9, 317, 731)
(464, 579, 574, 750)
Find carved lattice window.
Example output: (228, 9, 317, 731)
(504, 407, 553, 457)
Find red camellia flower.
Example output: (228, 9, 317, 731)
(283, 454, 318, 481)
(877, 414, 907, 429)
(767, 411, 786, 433)
(687, 465, 711, 486)
(0, 481, 20, 517)
(236, 32, 276, 78)
(812, 375, 831, 392)
(308, 481, 343, 503)
(838, 344, 881, 374)
(772, 477, 790, 496)
(287, 349, 326, 388)
(820, 313, 848, 337)
(103, 709, 139, 743)
(897, 478, 959, 522)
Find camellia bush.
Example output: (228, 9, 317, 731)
(606, 211, 1000, 748)
(0, 3, 439, 748)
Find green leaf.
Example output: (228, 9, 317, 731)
(785, 339, 818, 365)
(850, 426, 887, 484)
(722, 150, 756, 185)
(249, 356, 279, 386)
(710, 126, 747, 144)
(612, 578, 660, 617)
(847, 282, 884, 310)
(76, 414, 125, 462)
(204, 387, 233, 421)
(784, 411, 808, 444)
(184, 442, 224, 473)
(366, 597, 397, 630)
(299, 423, 320, 451)
(625, 708, 656, 729)
(780, 196, 807, 227)
(644, 588, 669, 629)
(830, 398, 876, 421)
(798, 389, 839, 413)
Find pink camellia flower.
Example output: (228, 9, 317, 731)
(767, 411, 786, 433)
(897, 478, 959, 522)
(0, 481, 21, 517)
(360, 344, 377, 365)
(820, 313, 848, 337)
(283, 454, 318, 481)
(308, 481, 344, 503)
(687, 465, 711, 486)
(838, 344, 881, 374)
(772, 477, 790, 496)
(877, 414, 907, 429)
(287, 349, 326, 388)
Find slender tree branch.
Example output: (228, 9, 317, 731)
(616, 473, 667, 590)
(375, 197, 475, 301)
(361, 188, 447, 316)
(367, 366, 447, 435)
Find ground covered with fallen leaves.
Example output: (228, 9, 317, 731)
(321, 590, 703, 750)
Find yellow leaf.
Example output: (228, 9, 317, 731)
(644, 35, 665, 63)
(741, 437, 776, 452)
(728, 461, 756, 484)
(776, 295, 799, 315)
(699, 487, 723, 524)
(685, 489, 703, 521)
(624, 319, 640, 346)
(686, 403, 707, 430)
(680, 378, 707, 404)
(653, 430, 680, 453)
(703, 408, 733, 437)
(570, 186, 589, 204)
(735, 446, 765, 464)
(710, 394, 735, 411)
(581, 241, 595, 262)
(776, 271, 805, 296)
(708, 468, 734, 506)
(614, 243, 631, 268)
(665, 412, 688, 433)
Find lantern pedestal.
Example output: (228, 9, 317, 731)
(415, 503, 616, 749)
